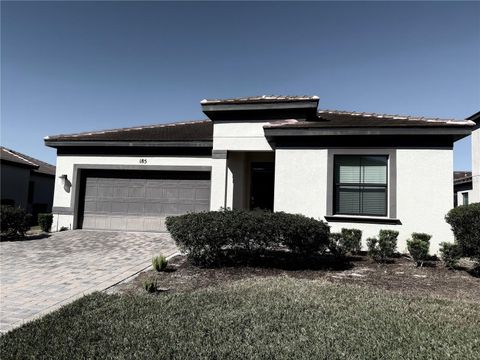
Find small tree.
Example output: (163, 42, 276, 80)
(439, 242, 462, 269)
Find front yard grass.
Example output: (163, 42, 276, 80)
(1, 277, 479, 359)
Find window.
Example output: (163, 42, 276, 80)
(334, 155, 388, 216)
(462, 192, 469, 206)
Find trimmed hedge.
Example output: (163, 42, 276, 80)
(445, 203, 480, 261)
(407, 233, 431, 267)
(38, 213, 53, 232)
(0, 205, 31, 240)
(367, 230, 399, 262)
(166, 209, 330, 266)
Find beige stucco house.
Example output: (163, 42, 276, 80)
(45, 96, 477, 252)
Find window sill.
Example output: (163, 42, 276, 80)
(324, 215, 402, 225)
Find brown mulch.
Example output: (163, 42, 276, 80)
(112, 254, 480, 303)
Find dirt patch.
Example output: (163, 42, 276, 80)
(110, 254, 480, 303)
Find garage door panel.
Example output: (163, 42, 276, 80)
(80, 171, 210, 231)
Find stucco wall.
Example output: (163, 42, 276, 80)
(471, 128, 480, 203)
(274, 148, 454, 253)
(0, 163, 30, 208)
(52, 154, 212, 231)
(213, 121, 273, 151)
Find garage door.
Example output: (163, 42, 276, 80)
(78, 170, 210, 231)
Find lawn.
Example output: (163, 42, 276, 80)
(1, 277, 479, 359)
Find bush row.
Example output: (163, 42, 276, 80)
(166, 209, 330, 265)
(1, 206, 53, 240)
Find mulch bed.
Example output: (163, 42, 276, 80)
(112, 253, 480, 303)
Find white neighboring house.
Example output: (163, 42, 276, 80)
(45, 96, 477, 253)
(453, 111, 480, 206)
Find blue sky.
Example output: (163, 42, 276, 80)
(1, 1, 479, 169)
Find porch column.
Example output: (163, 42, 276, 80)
(210, 150, 228, 210)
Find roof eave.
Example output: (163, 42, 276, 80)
(263, 126, 473, 138)
(44, 140, 213, 148)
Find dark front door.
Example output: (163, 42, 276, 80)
(250, 162, 274, 211)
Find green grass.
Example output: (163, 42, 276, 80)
(1, 278, 479, 359)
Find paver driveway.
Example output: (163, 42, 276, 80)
(0, 230, 177, 333)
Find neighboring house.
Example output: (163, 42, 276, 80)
(0, 147, 56, 221)
(467, 111, 480, 203)
(453, 171, 472, 207)
(453, 111, 480, 206)
(45, 96, 477, 252)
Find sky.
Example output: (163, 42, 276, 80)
(1, 1, 479, 170)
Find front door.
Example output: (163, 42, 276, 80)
(250, 162, 274, 211)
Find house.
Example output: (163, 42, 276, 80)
(453, 111, 480, 206)
(45, 96, 477, 252)
(0, 147, 56, 221)
(454, 171, 472, 207)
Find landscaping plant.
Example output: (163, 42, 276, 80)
(367, 230, 399, 262)
(328, 232, 347, 259)
(439, 242, 462, 269)
(340, 228, 362, 254)
(0, 205, 31, 240)
(166, 209, 330, 266)
(143, 278, 157, 293)
(152, 254, 168, 271)
(407, 233, 431, 267)
(445, 203, 480, 263)
(38, 213, 53, 232)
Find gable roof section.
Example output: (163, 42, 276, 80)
(0, 147, 56, 176)
(45, 120, 213, 147)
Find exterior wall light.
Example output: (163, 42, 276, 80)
(59, 174, 71, 193)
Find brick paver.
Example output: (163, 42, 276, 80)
(0, 230, 178, 333)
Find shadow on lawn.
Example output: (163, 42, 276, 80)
(210, 249, 355, 271)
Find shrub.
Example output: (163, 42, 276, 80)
(439, 242, 462, 269)
(275, 212, 330, 254)
(166, 209, 330, 266)
(340, 228, 362, 254)
(38, 213, 53, 232)
(366, 237, 380, 260)
(328, 233, 347, 258)
(152, 255, 168, 271)
(407, 233, 431, 267)
(0, 205, 31, 240)
(445, 203, 480, 262)
(143, 278, 157, 293)
(367, 230, 399, 262)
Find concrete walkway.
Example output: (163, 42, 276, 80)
(0, 230, 177, 333)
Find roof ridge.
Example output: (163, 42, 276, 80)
(0, 147, 39, 167)
(44, 119, 210, 140)
(317, 109, 473, 125)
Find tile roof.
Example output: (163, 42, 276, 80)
(0, 147, 56, 176)
(454, 171, 473, 185)
(45, 120, 213, 143)
(201, 95, 319, 105)
(264, 109, 475, 129)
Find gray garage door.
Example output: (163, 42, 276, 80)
(79, 170, 210, 232)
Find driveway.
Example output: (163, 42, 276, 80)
(0, 230, 178, 333)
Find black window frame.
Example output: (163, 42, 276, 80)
(333, 155, 389, 217)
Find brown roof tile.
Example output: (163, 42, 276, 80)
(264, 109, 475, 129)
(0, 147, 55, 176)
(45, 120, 213, 143)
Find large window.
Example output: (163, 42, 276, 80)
(334, 155, 388, 216)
